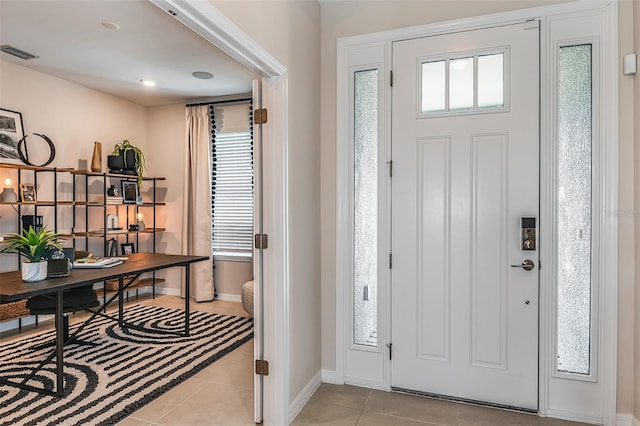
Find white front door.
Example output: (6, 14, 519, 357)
(391, 22, 539, 409)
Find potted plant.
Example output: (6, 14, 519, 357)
(0, 226, 61, 282)
(107, 140, 145, 186)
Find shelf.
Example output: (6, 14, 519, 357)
(0, 163, 74, 173)
(71, 170, 166, 181)
(0, 200, 78, 207)
(85, 201, 166, 207)
(103, 277, 165, 293)
(72, 228, 166, 237)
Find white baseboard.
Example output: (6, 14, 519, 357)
(156, 286, 180, 297)
(617, 413, 640, 426)
(216, 293, 241, 303)
(322, 369, 337, 384)
(0, 315, 50, 333)
(289, 370, 322, 423)
(155, 286, 241, 302)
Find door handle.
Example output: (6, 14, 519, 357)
(511, 259, 535, 271)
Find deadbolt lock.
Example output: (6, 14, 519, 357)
(521, 217, 536, 251)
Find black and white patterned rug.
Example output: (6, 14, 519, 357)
(0, 304, 253, 426)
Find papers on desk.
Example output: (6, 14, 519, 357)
(73, 257, 127, 268)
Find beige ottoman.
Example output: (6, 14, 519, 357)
(241, 280, 254, 318)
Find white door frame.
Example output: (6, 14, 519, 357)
(149, 1, 289, 425)
(336, 1, 618, 424)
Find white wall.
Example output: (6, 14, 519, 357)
(319, 0, 636, 417)
(210, 0, 322, 404)
(0, 61, 249, 298)
(0, 60, 148, 271)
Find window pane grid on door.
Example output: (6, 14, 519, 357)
(420, 51, 505, 115)
(556, 44, 592, 376)
(449, 57, 474, 110)
(353, 68, 379, 348)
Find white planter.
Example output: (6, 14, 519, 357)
(22, 261, 47, 282)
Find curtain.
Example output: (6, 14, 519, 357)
(182, 105, 215, 301)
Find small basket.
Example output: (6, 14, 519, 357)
(104, 279, 120, 291)
(0, 300, 30, 320)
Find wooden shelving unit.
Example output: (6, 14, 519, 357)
(0, 163, 166, 300)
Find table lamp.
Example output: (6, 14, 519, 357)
(136, 212, 145, 231)
(0, 178, 18, 203)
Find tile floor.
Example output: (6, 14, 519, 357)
(1, 294, 596, 426)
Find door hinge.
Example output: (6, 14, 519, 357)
(389, 253, 392, 269)
(390, 70, 393, 87)
(255, 359, 269, 376)
(254, 108, 268, 125)
(386, 343, 393, 360)
(389, 160, 393, 177)
(254, 234, 268, 249)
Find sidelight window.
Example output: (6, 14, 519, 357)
(556, 44, 592, 375)
(353, 69, 379, 347)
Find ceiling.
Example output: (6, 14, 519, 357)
(0, 0, 257, 107)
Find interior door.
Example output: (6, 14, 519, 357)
(391, 22, 539, 409)
(252, 79, 264, 423)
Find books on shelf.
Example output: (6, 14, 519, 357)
(96, 196, 123, 205)
(73, 257, 128, 268)
(93, 228, 127, 235)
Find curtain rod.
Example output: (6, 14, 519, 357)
(186, 97, 252, 107)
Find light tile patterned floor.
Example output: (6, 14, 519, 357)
(1, 294, 597, 425)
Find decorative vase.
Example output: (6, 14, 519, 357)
(22, 261, 48, 282)
(91, 141, 102, 173)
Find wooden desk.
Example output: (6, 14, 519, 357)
(0, 253, 209, 396)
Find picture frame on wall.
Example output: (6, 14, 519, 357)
(19, 183, 36, 203)
(121, 181, 138, 204)
(120, 242, 135, 256)
(0, 108, 25, 164)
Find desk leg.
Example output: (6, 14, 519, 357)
(118, 276, 124, 327)
(55, 291, 64, 396)
(185, 265, 190, 337)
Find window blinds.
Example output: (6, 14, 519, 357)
(210, 102, 253, 256)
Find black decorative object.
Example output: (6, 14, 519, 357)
(17, 133, 56, 167)
(107, 150, 136, 175)
(21, 215, 43, 233)
(106, 184, 120, 197)
(110, 140, 144, 185)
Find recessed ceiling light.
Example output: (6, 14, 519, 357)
(192, 71, 214, 80)
(140, 79, 156, 87)
(101, 22, 120, 30)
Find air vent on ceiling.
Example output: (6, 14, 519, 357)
(0, 45, 39, 60)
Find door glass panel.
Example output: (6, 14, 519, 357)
(556, 44, 592, 375)
(353, 69, 378, 347)
(478, 53, 504, 108)
(421, 60, 446, 113)
(449, 57, 473, 110)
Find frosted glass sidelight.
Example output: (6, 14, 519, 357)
(478, 54, 504, 108)
(449, 57, 473, 110)
(556, 44, 592, 375)
(421, 61, 446, 113)
(353, 69, 378, 347)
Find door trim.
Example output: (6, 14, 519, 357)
(149, 1, 290, 425)
(336, 1, 618, 424)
